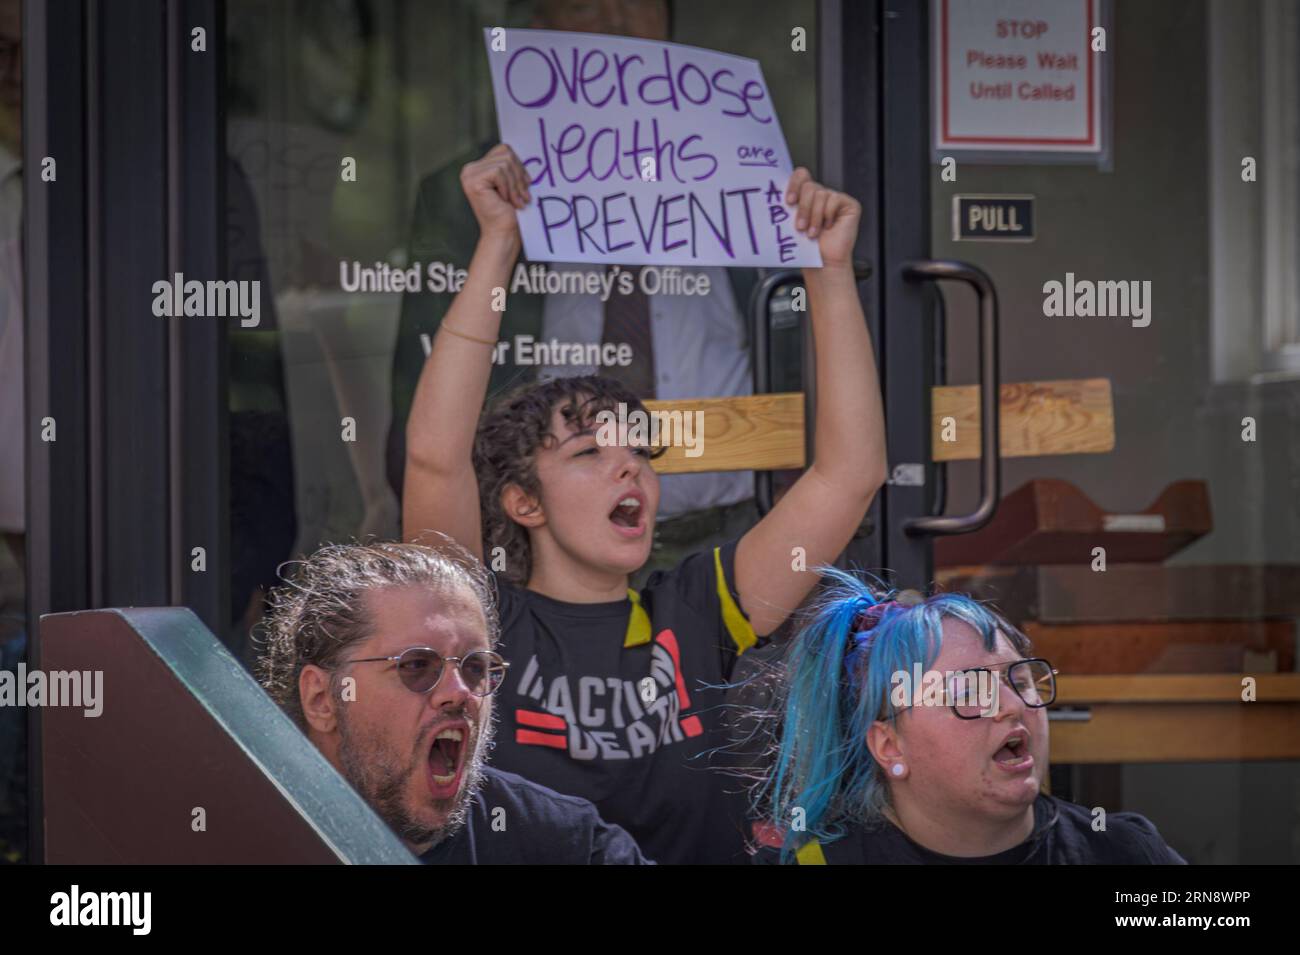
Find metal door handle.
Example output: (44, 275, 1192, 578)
(750, 269, 802, 516)
(750, 264, 873, 517)
(900, 260, 1000, 536)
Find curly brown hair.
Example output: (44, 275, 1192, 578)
(473, 374, 656, 586)
(253, 538, 499, 730)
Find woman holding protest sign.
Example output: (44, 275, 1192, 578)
(401, 141, 886, 863)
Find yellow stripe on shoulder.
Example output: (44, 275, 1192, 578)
(795, 840, 828, 865)
(714, 546, 757, 655)
(623, 589, 652, 648)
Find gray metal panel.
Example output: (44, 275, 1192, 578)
(96, 7, 170, 610)
(819, 0, 885, 573)
(167, 0, 230, 640)
(24, 0, 92, 867)
(879, 0, 936, 589)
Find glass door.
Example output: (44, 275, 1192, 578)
(223, 0, 820, 651)
(890, 0, 1300, 864)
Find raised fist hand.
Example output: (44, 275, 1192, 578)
(460, 143, 531, 240)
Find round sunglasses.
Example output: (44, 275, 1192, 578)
(344, 647, 510, 697)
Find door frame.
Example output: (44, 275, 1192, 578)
(23, 0, 228, 863)
(819, 0, 936, 589)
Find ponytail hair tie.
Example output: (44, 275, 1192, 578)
(851, 599, 901, 639)
(843, 598, 899, 678)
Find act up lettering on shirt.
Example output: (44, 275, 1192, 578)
(512, 629, 703, 760)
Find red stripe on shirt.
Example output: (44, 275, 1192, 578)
(654, 628, 703, 737)
(515, 709, 566, 730)
(516, 728, 568, 749)
(654, 628, 693, 709)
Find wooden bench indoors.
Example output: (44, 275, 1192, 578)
(645, 378, 1300, 766)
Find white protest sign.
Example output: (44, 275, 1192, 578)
(933, 0, 1103, 156)
(484, 29, 820, 268)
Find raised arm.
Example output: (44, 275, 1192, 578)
(734, 169, 888, 636)
(402, 145, 531, 555)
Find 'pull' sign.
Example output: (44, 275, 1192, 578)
(953, 195, 1035, 242)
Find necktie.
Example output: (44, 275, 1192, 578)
(601, 265, 656, 398)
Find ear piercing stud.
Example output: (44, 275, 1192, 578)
(891, 763, 905, 777)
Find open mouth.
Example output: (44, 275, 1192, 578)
(428, 726, 466, 796)
(609, 495, 645, 534)
(992, 733, 1034, 771)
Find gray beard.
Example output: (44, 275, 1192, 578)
(337, 706, 494, 852)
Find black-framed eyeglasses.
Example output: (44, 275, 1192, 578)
(343, 647, 510, 697)
(888, 658, 1058, 720)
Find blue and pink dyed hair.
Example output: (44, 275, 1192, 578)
(754, 567, 1030, 859)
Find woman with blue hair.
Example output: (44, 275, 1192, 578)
(751, 568, 1185, 864)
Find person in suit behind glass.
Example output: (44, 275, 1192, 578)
(388, 0, 761, 577)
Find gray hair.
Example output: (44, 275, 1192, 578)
(253, 538, 499, 730)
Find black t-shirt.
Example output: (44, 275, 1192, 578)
(488, 541, 761, 865)
(419, 767, 649, 864)
(754, 795, 1188, 864)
